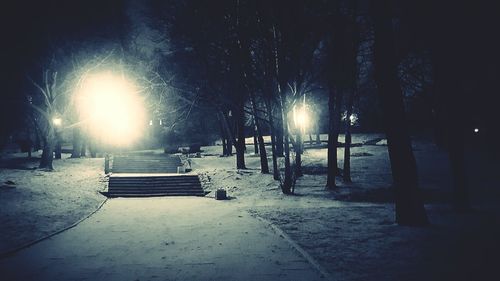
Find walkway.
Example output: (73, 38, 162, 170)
(0, 197, 325, 281)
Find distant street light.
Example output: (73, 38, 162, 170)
(349, 113, 358, 125)
(52, 117, 62, 127)
(342, 112, 358, 126)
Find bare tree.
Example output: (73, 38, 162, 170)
(29, 70, 61, 169)
(371, 0, 428, 226)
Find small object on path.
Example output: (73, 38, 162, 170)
(215, 188, 227, 200)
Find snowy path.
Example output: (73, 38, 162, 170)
(0, 197, 325, 281)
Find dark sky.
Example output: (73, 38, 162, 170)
(0, 0, 128, 134)
(1, 1, 499, 139)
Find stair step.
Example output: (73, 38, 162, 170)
(110, 176, 198, 179)
(109, 188, 203, 194)
(109, 180, 201, 184)
(109, 186, 202, 190)
(106, 154, 203, 197)
(106, 192, 205, 197)
(112, 155, 181, 174)
(109, 179, 200, 184)
(109, 185, 202, 190)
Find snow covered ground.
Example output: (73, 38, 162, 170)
(1, 133, 499, 280)
(195, 133, 500, 280)
(0, 151, 107, 254)
(1, 197, 325, 281)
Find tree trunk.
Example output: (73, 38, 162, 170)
(326, 87, 336, 189)
(343, 91, 355, 183)
(334, 88, 342, 176)
(280, 94, 292, 194)
(326, 86, 341, 189)
(257, 133, 269, 173)
(253, 124, 259, 154)
(343, 123, 352, 183)
(372, 0, 428, 226)
(71, 127, 81, 158)
(222, 137, 228, 156)
(295, 132, 303, 177)
(80, 142, 86, 157)
(89, 139, 97, 158)
(39, 133, 54, 170)
(250, 93, 269, 174)
(265, 100, 280, 180)
(226, 138, 233, 156)
(223, 111, 235, 156)
(235, 103, 246, 170)
(219, 110, 235, 157)
(275, 103, 284, 156)
(54, 131, 62, 159)
(217, 112, 230, 156)
(39, 143, 54, 169)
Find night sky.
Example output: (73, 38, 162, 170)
(1, 0, 128, 135)
(1, 1, 499, 143)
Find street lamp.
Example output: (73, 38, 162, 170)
(52, 117, 62, 127)
(76, 71, 146, 147)
(293, 105, 310, 134)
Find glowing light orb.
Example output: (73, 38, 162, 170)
(349, 113, 358, 125)
(77, 72, 146, 146)
(52, 117, 62, 127)
(293, 106, 310, 132)
(474, 128, 479, 133)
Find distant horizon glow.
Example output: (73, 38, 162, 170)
(76, 72, 146, 146)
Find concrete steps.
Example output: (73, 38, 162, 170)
(106, 154, 204, 198)
(112, 156, 181, 173)
(107, 175, 205, 197)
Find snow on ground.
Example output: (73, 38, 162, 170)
(0, 151, 107, 254)
(194, 133, 500, 280)
(1, 133, 499, 280)
(1, 197, 325, 281)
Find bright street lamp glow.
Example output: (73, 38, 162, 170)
(349, 113, 358, 125)
(293, 106, 310, 132)
(76, 72, 146, 146)
(52, 117, 62, 126)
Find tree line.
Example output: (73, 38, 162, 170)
(2, 0, 498, 226)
